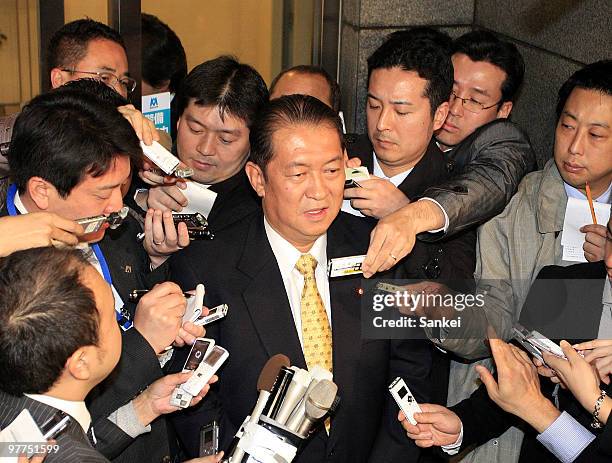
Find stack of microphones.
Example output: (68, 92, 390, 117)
(224, 354, 340, 463)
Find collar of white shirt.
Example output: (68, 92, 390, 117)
(372, 152, 413, 187)
(24, 393, 91, 433)
(564, 181, 612, 203)
(264, 217, 327, 275)
(13, 189, 28, 214)
(435, 141, 454, 153)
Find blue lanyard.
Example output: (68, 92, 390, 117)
(7, 184, 132, 330)
(6, 183, 18, 216)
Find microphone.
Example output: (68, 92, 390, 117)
(252, 354, 291, 423)
(295, 379, 338, 437)
(263, 367, 295, 419)
(228, 354, 290, 463)
(274, 368, 312, 425)
(285, 365, 332, 432)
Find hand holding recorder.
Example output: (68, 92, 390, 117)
(399, 403, 462, 448)
(142, 208, 190, 269)
(0, 213, 84, 257)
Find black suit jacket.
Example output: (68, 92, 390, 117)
(206, 169, 261, 233)
(0, 201, 170, 463)
(449, 262, 611, 462)
(0, 391, 109, 463)
(346, 135, 476, 284)
(168, 211, 433, 462)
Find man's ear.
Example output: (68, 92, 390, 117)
(65, 347, 93, 381)
(245, 161, 266, 198)
(432, 102, 450, 131)
(496, 101, 513, 119)
(27, 177, 54, 211)
(50, 68, 66, 89)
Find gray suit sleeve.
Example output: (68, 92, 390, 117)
(423, 195, 522, 359)
(422, 120, 536, 239)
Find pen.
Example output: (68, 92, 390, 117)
(129, 289, 193, 303)
(585, 182, 598, 225)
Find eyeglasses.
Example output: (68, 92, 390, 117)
(61, 69, 137, 94)
(450, 91, 501, 114)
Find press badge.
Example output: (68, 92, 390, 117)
(328, 255, 366, 277)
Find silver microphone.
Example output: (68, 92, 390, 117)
(274, 368, 312, 425)
(295, 379, 338, 437)
(285, 365, 332, 432)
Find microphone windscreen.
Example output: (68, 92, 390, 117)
(258, 354, 290, 393)
(305, 379, 338, 419)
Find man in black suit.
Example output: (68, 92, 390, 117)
(169, 95, 433, 462)
(0, 247, 122, 463)
(342, 30, 475, 283)
(144, 56, 268, 233)
(361, 30, 535, 278)
(4, 85, 206, 462)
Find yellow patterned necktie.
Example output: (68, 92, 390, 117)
(295, 254, 333, 372)
(295, 253, 333, 433)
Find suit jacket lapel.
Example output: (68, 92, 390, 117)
(237, 216, 306, 368)
(326, 217, 366, 445)
(396, 140, 446, 198)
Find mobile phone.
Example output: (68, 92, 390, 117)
(183, 338, 215, 372)
(76, 206, 129, 233)
(512, 324, 565, 363)
(194, 303, 228, 326)
(344, 166, 369, 189)
(170, 338, 215, 408)
(389, 377, 421, 425)
(199, 421, 219, 457)
(41, 411, 71, 440)
(140, 141, 194, 178)
(182, 345, 229, 396)
(183, 284, 205, 323)
(172, 212, 214, 240)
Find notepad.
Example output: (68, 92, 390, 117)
(561, 197, 610, 262)
(181, 181, 218, 217)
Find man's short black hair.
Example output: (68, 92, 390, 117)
(556, 60, 612, 121)
(9, 84, 142, 197)
(47, 19, 126, 74)
(367, 34, 453, 115)
(269, 65, 342, 113)
(175, 55, 269, 129)
(142, 13, 187, 93)
(452, 30, 525, 104)
(60, 78, 129, 107)
(250, 94, 344, 175)
(0, 248, 99, 395)
(385, 27, 452, 55)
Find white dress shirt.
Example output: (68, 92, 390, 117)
(564, 181, 612, 204)
(264, 218, 331, 348)
(25, 394, 91, 433)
